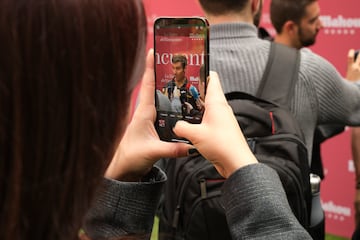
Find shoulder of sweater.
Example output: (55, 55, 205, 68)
(299, 47, 332, 67)
(299, 48, 340, 79)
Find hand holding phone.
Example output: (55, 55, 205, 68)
(154, 17, 209, 143)
(355, 49, 359, 61)
(347, 49, 360, 81)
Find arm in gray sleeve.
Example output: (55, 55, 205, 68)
(301, 50, 360, 126)
(221, 163, 312, 239)
(83, 166, 166, 239)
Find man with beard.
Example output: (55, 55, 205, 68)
(270, 0, 345, 182)
(272, 1, 360, 238)
(270, 0, 323, 48)
(270, 2, 358, 238)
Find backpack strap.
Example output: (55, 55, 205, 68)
(256, 42, 300, 109)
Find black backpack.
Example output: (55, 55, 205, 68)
(158, 42, 312, 240)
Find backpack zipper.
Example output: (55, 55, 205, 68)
(184, 178, 225, 233)
(172, 159, 211, 229)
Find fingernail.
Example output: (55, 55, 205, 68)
(187, 148, 199, 156)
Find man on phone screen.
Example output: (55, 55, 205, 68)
(162, 54, 200, 117)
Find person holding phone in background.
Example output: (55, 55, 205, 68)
(346, 50, 360, 240)
(270, 1, 360, 237)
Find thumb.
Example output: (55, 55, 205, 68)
(348, 49, 355, 66)
(151, 141, 190, 159)
(204, 71, 227, 105)
(173, 120, 201, 143)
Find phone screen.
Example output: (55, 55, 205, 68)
(154, 17, 209, 143)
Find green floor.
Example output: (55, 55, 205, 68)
(325, 234, 350, 240)
(151, 216, 351, 240)
(150, 217, 159, 240)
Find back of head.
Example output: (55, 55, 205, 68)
(270, 0, 317, 33)
(0, 0, 146, 239)
(198, 0, 249, 15)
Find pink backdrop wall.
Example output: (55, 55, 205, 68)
(143, 0, 360, 237)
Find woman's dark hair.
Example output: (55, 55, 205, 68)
(0, 0, 146, 239)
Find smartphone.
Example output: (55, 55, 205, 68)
(154, 17, 209, 143)
(355, 49, 359, 61)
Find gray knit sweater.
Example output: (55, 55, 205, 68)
(84, 164, 311, 239)
(209, 22, 360, 163)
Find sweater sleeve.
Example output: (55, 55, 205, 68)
(83, 166, 166, 240)
(300, 49, 360, 126)
(221, 163, 312, 239)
